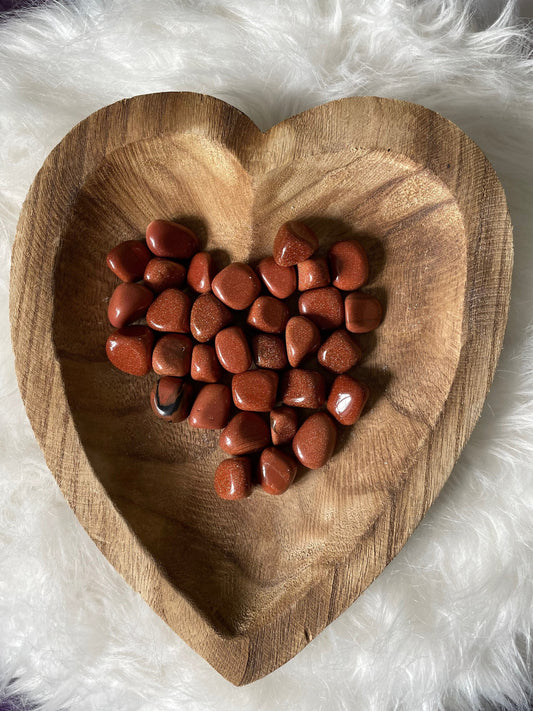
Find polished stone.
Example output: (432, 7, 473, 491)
(256, 256, 297, 299)
(259, 447, 298, 495)
(190, 344, 222, 383)
(344, 292, 383, 333)
(251, 334, 288, 370)
(292, 412, 337, 469)
(272, 221, 319, 267)
(150, 376, 193, 422)
(246, 296, 289, 334)
(152, 333, 192, 377)
(187, 251, 216, 293)
(328, 240, 369, 290)
(317, 329, 362, 373)
(280, 368, 326, 409)
(106, 239, 152, 282)
(212, 262, 261, 310)
(107, 282, 154, 328)
(215, 326, 252, 374)
(188, 384, 231, 429)
(190, 292, 233, 342)
(145, 219, 199, 259)
(219, 412, 271, 455)
(106, 325, 154, 376)
(214, 457, 252, 500)
(297, 257, 330, 291)
(270, 407, 298, 446)
(143, 258, 186, 293)
(285, 316, 320, 367)
(146, 288, 191, 332)
(232, 370, 279, 412)
(327, 374, 369, 425)
(298, 286, 344, 330)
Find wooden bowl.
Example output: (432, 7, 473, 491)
(9, 93, 512, 685)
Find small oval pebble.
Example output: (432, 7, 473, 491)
(259, 447, 298, 495)
(152, 334, 192, 377)
(150, 377, 193, 422)
(190, 344, 221, 383)
(188, 384, 231, 429)
(252, 334, 287, 370)
(327, 375, 369, 425)
(280, 369, 326, 409)
(146, 219, 199, 259)
(285, 316, 320, 367)
(270, 407, 298, 446)
(107, 282, 154, 328)
(106, 240, 152, 282)
(345, 292, 383, 333)
(318, 329, 362, 373)
(212, 262, 261, 310)
(106, 325, 154, 376)
(190, 293, 233, 342)
(146, 288, 191, 332)
(219, 412, 271, 455)
(187, 251, 216, 293)
(292, 413, 337, 469)
(297, 257, 330, 291)
(246, 296, 289, 334)
(298, 286, 344, 330)
(214, 457, 252, 500)
(257, 257, 296, 299)
(232, 370, 279, 412)
(329, 240, 369, 290)
(273, 221, 319, 267)
(143, 258, 186, 293)
(215, 326, 252, 374)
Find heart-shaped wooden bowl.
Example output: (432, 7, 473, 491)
(10, 93, 512, 685)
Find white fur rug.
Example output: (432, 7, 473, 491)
(1, 1, 533, 709)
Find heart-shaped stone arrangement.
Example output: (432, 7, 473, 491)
(105, 218, 383, 499)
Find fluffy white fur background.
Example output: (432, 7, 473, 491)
(0, 1, 532, 709)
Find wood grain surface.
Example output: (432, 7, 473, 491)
(9, 93, 512, 685)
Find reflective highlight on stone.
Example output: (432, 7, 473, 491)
(257, 257, 297, 299)
(105, 325, 154, 376)
(292, 413, 337, 469)
(327, 374, 369, 425)
(143, 258, 187, 293)
(187, 251, 216, 293)
(145, 219, 199, 259)
(285, 316, 320, 367)
(107, 282, 154, 328)
(190, 344, 221, 383)
(328, 240, 369, 291)
(297, 257, 330, 291)
(215, 326, 252, 374)
(246, 296, 289, 334)
(272, 221, 319, 266)
(190, 293, 232, 342)
(317, 329, 362, 373)
(214, 457, 252, 500)
(219, 412, 271, 455)
(188, 384, 231, 429)
(232, 370, 279, 412)
(270, 407, 298, 446)
(106, 240, 152, 282)
(252, 334, 287, 370)
(150, 376, 193, 422)
(298, 286, 345, 330)
(212, 262, 261, 310)
(259, 447, 298, 495)
(344, 292, 383, 333)
(152, 334, 192, 377)
(280, 369, 326, 409)
(146, 288, 191, 333)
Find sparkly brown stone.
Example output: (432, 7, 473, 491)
(298, 286, 344, 330)
(105, 325, 154, 376)
(327, 375, 369, 425)
(214, 457, 252, 500)
(107, 282, 154, 328)
(190, 293, 233, 342)
(188, 384, 231, 429)
(232, 370, 279, 412)
(190, 344, 221, 383)
(145, 219, 199, 259)
(215, 326, 252, 374)
(187, 251, 216, 293)
(212, 262, 261, 310)
(345, 292, 383, 333)
(297, 257, 330, 291)
(150, 377, 193, 422)
(251, 334, 287, 370)
(256, 256, 297, 299)
(272, 221, 319, 267)
(270, 407, 298, 446)
(246, 296, 289, 334)
(292, 413, 337, 469)
(146, 288, 191, 333)
(280, 369, 326, 409)
(259, 447, 298, 495)
(152, 334, 192, 377)
(143, 258, 187, 293)
(285, 316, 320, 367)
(329, 240, 369, 290)
(106, 240, 152, 282)
(219, 412, 271, 455)
(317, 329, 362, 373)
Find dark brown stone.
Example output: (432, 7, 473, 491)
(272, 221, 318, 266)
(345, 292, 383, 333)
(106, 240, 152, 282)
(219, 412, 271, 455)
(145, 219, 199, 259)
(246, 296, 289, 334)
(280, 369, 326, 409)
(329, 240, 369, 290)
(298, 286, 344, 330)
(143, 258, 187, 293)
(251, 334, 288, 370)
(152, 334, 192, 377)
(107, 282, 154, 328)
(150, 377, 193, 422)
(270, 407, 298, 446)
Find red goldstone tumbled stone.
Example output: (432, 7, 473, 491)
(188, 384, 231, 429)
(187, 251, 216, 293)
(327, 374, 369, 425)
(143, 258, 187, 293)
(212, 262, 261, 310)
(345, 292, 383, 333)
(190, 292, 233, 343)
(107, 282, 154, 328)
(106, 325, 154, 376)
(214, 457, 252, 500)
(145, 219, 200, 259)
(246, 296, 289, 334)
(259, 447, 298, 495)
(285, 316, 320, 367)
(146, 288, 191, 333)
(251, 334, 288, 370)
(328, 240, 369, 291)
(219, 412, 271, 455)
(317, 329, 362, 373)
(270, 407, 298, 446)
(280, 369, 326, 409)
(152, 333, 192, 377)
(298, 286, 344, 330)
(256, 256, 296, 299)
(190, 344, 222, 383)
(297, 256, 330, 291)
(106, 240, 152, 282)
(232, 370, 279, 412)
(215, 326, 252, 374)
(150, 376, 193, 423)
(272, 221, 319, 267)
(292, 412, 337, 469)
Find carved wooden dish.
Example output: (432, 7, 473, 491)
(9, 93, 512, 685)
